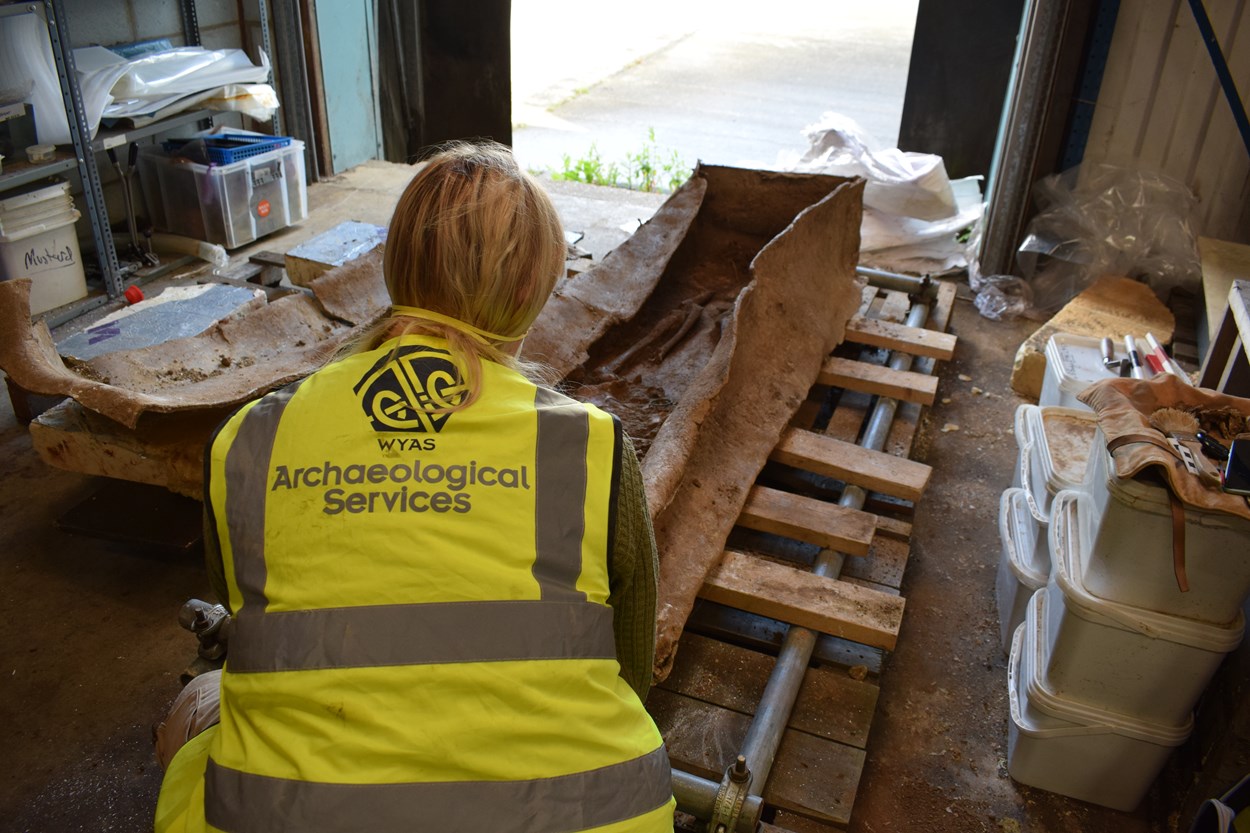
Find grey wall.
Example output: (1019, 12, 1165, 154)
(59, 0, 244, 50)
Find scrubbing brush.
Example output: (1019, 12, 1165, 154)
(1149, 407, 1223, 486)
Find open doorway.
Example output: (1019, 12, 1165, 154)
(510, 0, 920, 185)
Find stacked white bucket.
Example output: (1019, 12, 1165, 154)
(0, 179, 87, 315)
(999, 333, 1250, 811)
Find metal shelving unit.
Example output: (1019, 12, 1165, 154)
(0, 0, 272, 326)
(1, 0, 121, 309)
(0, 152, 77, 191)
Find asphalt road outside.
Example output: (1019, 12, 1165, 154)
(510, 0, 919, 181)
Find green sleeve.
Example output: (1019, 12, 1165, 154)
(607, 432, 659, 702)
(203, 506, 232, 614)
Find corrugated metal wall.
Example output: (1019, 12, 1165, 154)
(1082, 0, 1250, 243)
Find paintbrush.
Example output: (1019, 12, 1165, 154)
(1149, 407, 1223, 486)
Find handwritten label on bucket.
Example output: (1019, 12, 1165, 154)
(23, 242, 77, 275)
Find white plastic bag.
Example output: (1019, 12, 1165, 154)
(777, 112, 984, 274)
(787, 112, 958, 221)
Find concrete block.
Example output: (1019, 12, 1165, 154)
(195, 0, 242, 30)
(62, 0, 135, 47)
(129, 0, 183, 44)
(198, 23, 243, 51)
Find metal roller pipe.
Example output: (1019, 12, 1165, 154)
(738, 299, 933, 796)
(855, 266, 937, 300)
(672, 768, 764, 832)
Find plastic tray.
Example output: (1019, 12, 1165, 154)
(163, 133, 293, 165)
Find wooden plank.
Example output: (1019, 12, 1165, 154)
(841, 535, 910, 591)
(1201, 237, 1250, 339)
(845, 315, 957, 361)
(874, 514, 912, 541)
(771, 427, 931, 502)
(864, 492, 915, 519)
(927, 278, 958, 334)
(856, 284, 879, 316)
(823, 386, 873, 444)
(686, 600, 886, 675)
(738, 486, 876, 556)
(701, 551, 904, 650)
(817, 356, 938, 406)
(842, 575, 900, 596)
(649, 689, 864, 826)
(885, 279, 957, 457)
(660, 633, 878, 749)
(879, 288, 910, 322)
(791, 397, 824, 431)
(727, 527, 907, 596)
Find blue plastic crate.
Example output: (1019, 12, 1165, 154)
(163, 134, 293, 165)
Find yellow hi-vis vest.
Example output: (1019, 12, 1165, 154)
(160, 335, 674, 833)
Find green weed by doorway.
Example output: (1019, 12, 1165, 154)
(544, 129, 691, 193)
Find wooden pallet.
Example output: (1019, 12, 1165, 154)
(648, 279, 957, 831)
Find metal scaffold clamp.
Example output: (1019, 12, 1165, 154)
(710, 755, 753, 833)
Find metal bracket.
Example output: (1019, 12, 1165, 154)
(179, 598, 230, 661)
(710, 755, 753, 833)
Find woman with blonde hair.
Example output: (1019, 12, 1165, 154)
(154, 141, 675, 833)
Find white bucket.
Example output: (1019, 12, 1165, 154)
(1081, 428, 1250, 624)
(1006, 595, 1192, 812)
(1039, 332, 1118, 410)
(997, 487, 1047, 654)
(0, 209, 86, 315)
(0, 182, 77, 237)
(1014, 404, 1096, 524)
(1047, 489, 1242, 724)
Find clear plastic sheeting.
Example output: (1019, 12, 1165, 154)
(100, 48, 272, 121)
(0, 16, 275, 144)
(0, 13, 77, 143)
(1013, 164, 1201, 316)
(972, 273, 1034, 321)
(774, 112, 984, 275)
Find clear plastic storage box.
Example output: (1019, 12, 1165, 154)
(139, 138, 307, 249)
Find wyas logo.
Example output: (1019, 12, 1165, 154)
(354, 346, 466, 433)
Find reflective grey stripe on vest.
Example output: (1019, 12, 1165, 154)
(223, 381, 306, 612)
(205, 744, 672, 833)
(226, 599, 615, 672)
(533, 386, 590, 603)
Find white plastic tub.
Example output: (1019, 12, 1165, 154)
(1013, 404, 1097, 524)
(1039, 332, 1118, 410)
(0, 180, 76, 236)
(1046, 490, 1242, 724)
(997, 487, 1048, 654)
(1006, 597, 1192, 812)
(1081, 428, 1250, 623)
(0, 208, 86, 316)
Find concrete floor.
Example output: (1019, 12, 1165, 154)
(511, 0, 917, 178)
